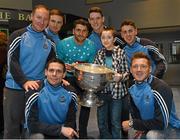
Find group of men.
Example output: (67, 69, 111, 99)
(2, 3, 180, 139)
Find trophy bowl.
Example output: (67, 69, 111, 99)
(74, 63, 114, 107)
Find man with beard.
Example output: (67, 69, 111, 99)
(57, 19, 96, 138)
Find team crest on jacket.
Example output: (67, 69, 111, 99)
(145, 95, 150, 103)
(43, 42, 48, 49)
(59, 96, 66, 102)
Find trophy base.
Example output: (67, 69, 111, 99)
(79, 92, 103, 107)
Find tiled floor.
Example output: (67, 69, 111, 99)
(78, 86, 180, 139)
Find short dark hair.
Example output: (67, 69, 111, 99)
(50, 8, 64, 18)
(73, 19, 90, 31)
(131, 52, 151, 66)
(101, 27, 116, 37)
(32, 4, 49, 15)
(88, 7, 103, 17)
(45, 58, 66, 72)
(50, 8, 64, 24)
(120, 20, 137, 31)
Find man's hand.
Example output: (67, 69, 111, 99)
(65, 64, 73, 72)
(122, 120, 131, 131)
(62, 79, 70, 86)
(133, 131, 145, 139)
(23, 80, 40, 92)
(65, 62, 79, 72)
(61, 126, 79, 139)
(113, 73, 122, 82)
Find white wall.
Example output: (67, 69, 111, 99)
(33, 0, 180, 30)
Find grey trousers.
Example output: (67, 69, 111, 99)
(146, 126, 179, 139)
(3, 87, 25, 139)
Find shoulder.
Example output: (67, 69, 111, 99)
(97, 47, 106, 54)
(85, 38, 95, 45)
(88, 33, 94, 39)
(43, 30, 54, 42)
(139, 37, 156, 46)
(62, 85, 78, 103)
(114, 45, 123, 51)
(60, 36, 74, 46)
(113, 46, 125, 55)
(62, 85, 77, 97)
(138, 37, 160, 53)
(114, 32, 126, 48)
(11, 27, 27, 37)
(152, 77, 170, 89)
(89, 31, 98, 38)
(8, 27, 27, 45)
(151, 77, 173, 98)
(62, 36, 73, 42)
(84, 39, 96, 51)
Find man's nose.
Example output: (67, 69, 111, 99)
(52, 71, 57, 75)
(137, 66, 141, 71)
(79, 30, 84, 35)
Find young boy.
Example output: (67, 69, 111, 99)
(94, 27, 129, 139)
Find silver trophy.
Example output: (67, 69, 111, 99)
(74, 63, 114, 107)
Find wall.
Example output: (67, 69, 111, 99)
(0, 0, 32, 10)
(33, 0, 180, 30)
(1, 0, 179, 30)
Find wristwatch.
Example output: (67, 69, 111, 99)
(128, 120, 133, 128)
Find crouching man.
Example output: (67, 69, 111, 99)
(122, 52, 180, 139)
(25, 58, 79, 139)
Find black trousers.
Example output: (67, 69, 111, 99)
(0, 83, 4, 133)
(121, 94, 129, 139)
(65, 76, 90, 139)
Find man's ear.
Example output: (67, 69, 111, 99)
(102, 16, 105, 23)
(113, 38, 116, 43)
(130, 67, 132, 74)
(150, 67, 152, 73)
(45, 69, 48, 77)
(63, 72, 66, 78)
(29, 13, 33, 22)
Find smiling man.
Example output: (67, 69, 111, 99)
(120, 20, 167, 80)
(57, 19, 96, 139)
(25, 58, 78, 139)
(88, 7, 105, 53)
(3, 5, 56, 138)
(45, 9, 64, 45)
(122, 52, 180, 139)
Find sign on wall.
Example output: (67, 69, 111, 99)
(0, 8, 31, 22)
(0, 8, 31, 35)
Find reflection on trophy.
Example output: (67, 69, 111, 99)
(74, 63, 114, 107)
